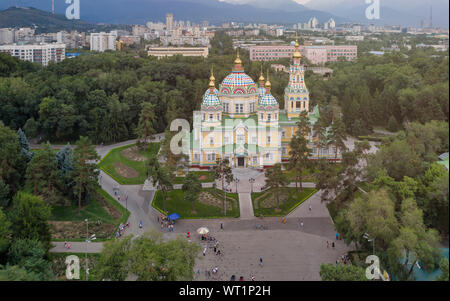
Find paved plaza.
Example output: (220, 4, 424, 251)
(48, 135, 375, 280)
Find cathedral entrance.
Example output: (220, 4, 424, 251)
(237, 157, 245, 167)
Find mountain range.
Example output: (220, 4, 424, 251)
(0, 0, 448, 27)
(0, 0, 341, 25)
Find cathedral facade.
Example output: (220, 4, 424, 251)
(187, 37, 339, 169)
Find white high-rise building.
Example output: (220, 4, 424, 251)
(0, 43, 66, 66)
(324, 18, 336, 30)
(166, 13, 174, 31)
(90, 32, 117, 52)
(308, 17, 319, 29)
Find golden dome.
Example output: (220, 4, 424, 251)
(265, 70, 271, 88)
(293, 31, 302, 59)
(209, 66, 215, 88)
(234, 48, 242, 65)
(259, 65, 265, 82)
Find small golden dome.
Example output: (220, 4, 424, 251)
(259, 65, 265, 82)
(265, 71, 271, 88)
(209, 66, 215, 88)
(234, 48, 242, 65)
(293, 31, 301, 59)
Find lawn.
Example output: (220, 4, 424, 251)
(50, 188, 130, 241)
(98, 143, 160, 185)
(152, 188, 240, 219)
(282, 163, 342, 183)
(173, 171, 215, 184)
(251, 187, 317, 217)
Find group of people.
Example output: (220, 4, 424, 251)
(158, 215, 175, 232)
(337, 254, 351, 265)
(116, 222, 130, 238)
(63, 242, 71, 249)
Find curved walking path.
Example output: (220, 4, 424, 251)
(49, 135, 379, 280)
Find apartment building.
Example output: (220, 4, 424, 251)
(0, 43, 66, 66)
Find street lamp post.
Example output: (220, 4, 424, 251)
(85, 218, 88, 281)
(249, 178, 255, 194)
(234, 179, 240, 193)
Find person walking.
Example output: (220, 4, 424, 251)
(309, 205, 312, 211)
(203, 247, 207, 256)
(332, 242, 335, 248)
(336, 233, 339, 240)
(139, 220, 143, 229)
(259, 257, 263, 267)
(64, 241, 67, 249)
(67, 243, 71, 249)
(300, 222, 304, 228)
(220, 223, 224, 230)
(326, 241, 329, 248)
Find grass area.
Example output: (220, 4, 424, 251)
(152, 188, 240, 219)
(50, 188, 130, 241)
(251, 187, 317, 217)
(51, 196, 113, 224)
(174, 171, 215, 184)
(97, 143, 160, 185)
(282, 164, 342, 183)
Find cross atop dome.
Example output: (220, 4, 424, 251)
(259, 65, 265, 84)
(293, 32, 302, 61)
(209, 65, 215, 92)
(233, 48, 243, 72)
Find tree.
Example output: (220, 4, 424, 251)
(425, 172, 449, 234)
(348, 190, 399, 252)
(17, 128, 33, 162)
(320, 263, 368, 281)
(159, 128, 189, 172)
(55, 144, 74, 177)
(388, 198, 440, 280)
(7, 192, 51, 248)
(264, 163, 289, 210)
(387, 115, 400, 132)
(0, 180, 10, 208)
(288, 131, 312, 193)
(148, 156, 173, 214)
(0, 123, 26, 196)
(0, 208, 11, 256)
(135, 102, 156, 150)
(312, 118, 328, 159)
(25, 142, 60, 199)
(213, 158, 234, 215)
(7, 238, 54, 280)
(94, 231, 200, 281)
(0, 265, 40, 281)
(182, 172, 202, 213)
(437, 258, 449, 281)
(71, 136, 100, 214)
(92, 235, 133, 281)
(329, 116, 348, 161)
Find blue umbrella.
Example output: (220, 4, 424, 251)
(168, 213, 180, 221)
